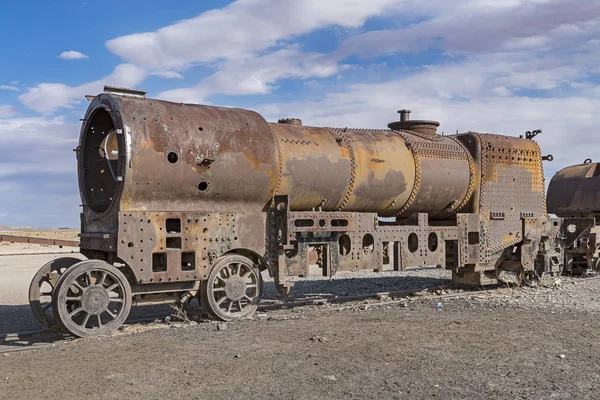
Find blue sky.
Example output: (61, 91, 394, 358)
(1, 0, 599, 228)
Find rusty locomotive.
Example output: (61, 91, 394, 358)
(547, 159, 600, 274)
(28, 86, 564, 337)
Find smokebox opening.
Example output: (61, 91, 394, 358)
(80, 108, 121, 214)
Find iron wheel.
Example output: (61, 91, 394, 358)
(200, 255, 263, 321)
(28, 257, 87, 328)
(52, 260, 132, 337)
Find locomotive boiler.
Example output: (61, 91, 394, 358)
(29, 86, 562, 337)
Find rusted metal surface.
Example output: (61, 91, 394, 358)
(116, 211, 266, 284)
(393, 131, 474, 219)
(547, 160, 600, 274)
(388, 109, 440, 137)
(272, 123, 419, 216)
(0, 235, 79, 248)
(79, 93, 476, 220)
(547, 161, 600, 217)
(465, 133, 546, 256)
(39, 85, 565, 334)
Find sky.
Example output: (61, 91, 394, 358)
(0, 0, 599, 228)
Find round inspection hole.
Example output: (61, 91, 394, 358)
(319, 219, 326, 227)
(167, 152, 179, 164)
(198, 181, 209, 192)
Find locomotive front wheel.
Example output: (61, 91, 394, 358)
(200, 255, 263, 321)
(52, 261, 132, 338)
(29, 257, 85, 328)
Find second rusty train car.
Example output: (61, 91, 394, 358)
(29, 86, 562, 337)
(548, 159, 600, 273)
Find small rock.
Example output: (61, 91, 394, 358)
(164, 316, 172, 323)
(400, 302, 408, 308)
(310, 335, 327, 343)
(558, 354, 566, 359)
(234, 354, 241, 359)
(324, 375, 337, 381)
(217, 323, 229, 331)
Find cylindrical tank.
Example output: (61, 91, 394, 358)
(547, 160, 600, 217)
(78, 90, 474, 219)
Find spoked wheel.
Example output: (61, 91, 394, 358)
(28, 257, 86, 328)
(52, 261, 132, 338)
(200, 255, 263, 321)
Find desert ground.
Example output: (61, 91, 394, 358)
(1, 235, 599, 399)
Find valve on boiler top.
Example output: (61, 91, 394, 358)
(388, 109, 440, 137)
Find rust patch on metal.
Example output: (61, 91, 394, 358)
(548, 161, 600, 217)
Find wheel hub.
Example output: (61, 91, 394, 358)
(81, 286, 110, 315)
(225, 277, 246, 301)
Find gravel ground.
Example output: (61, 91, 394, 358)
(2, 244, 600, 399)
(1, 278, 600, 399)
(262, 267, 451, 302)
(459, 276, 600, 312)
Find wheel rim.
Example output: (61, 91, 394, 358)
(29, 257, 86, 328)
(205, 257, 262, 321)
(53, 261, 132, 337)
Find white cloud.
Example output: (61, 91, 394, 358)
(0, 105, 18, 118)
(151, 70, 184, 79)
(105, 0, 402, 71)
(149, 0, 600, 103)
(335, 0, 600, 57)
(0, 85, 19, 92)
(0, 116, 78, 175)
(19, 64, 147, 113)
(59, 50, 89, 60)
(0, 116, 81, 228)
(159, 47, 339, 102)
(255, 57, 600, 177)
